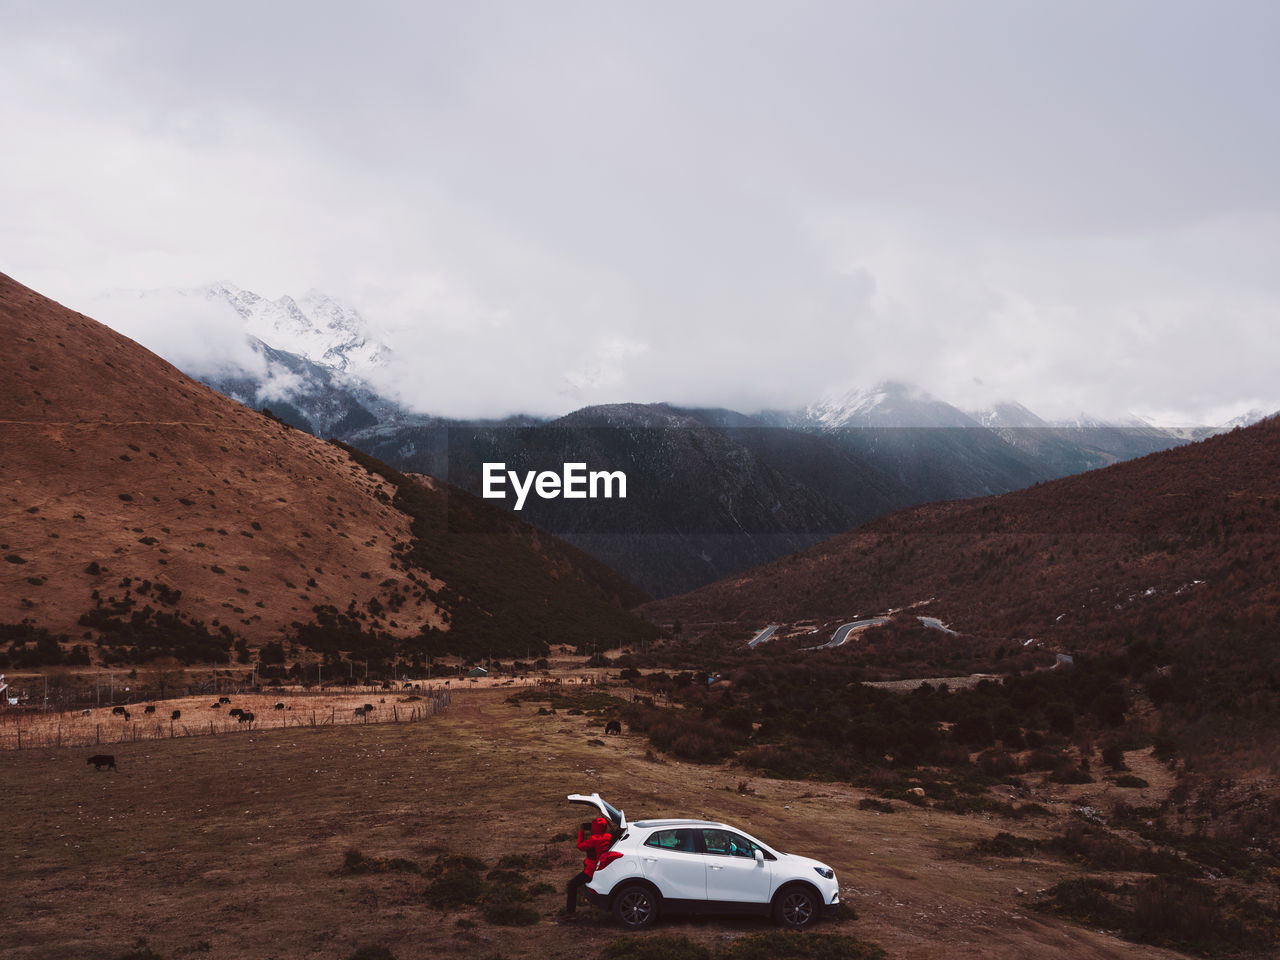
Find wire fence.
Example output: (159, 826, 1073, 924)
(0, 689, 451, 751)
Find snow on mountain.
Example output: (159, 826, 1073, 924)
(1218, 408, 1276, 431)
(804, 381, 980, 429)
(200, 283, 391, 375)
(968, 401, 1049, 430)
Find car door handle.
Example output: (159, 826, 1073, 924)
(708, 865, 724, 871)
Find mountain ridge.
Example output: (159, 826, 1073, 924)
(0, 272, 653, 667)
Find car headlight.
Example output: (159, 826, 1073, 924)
(814, 866, 834, 880)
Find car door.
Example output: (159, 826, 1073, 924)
(567, 792, 627, 830)
(638, 828, 706, 902)
(699, 828, 772, 904)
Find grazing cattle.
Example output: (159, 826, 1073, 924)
(211, 702, 221, 709)
(218, 696, 231, 703)
(363, 703, 374, 713)
(122, 710, 131, 721)
(353, 707, 366, 719)
(907, 787, 926, 799)
(144, 705, 156, 714)
(237, 712, 255, 724)
(229, 708, 243, 718)
(605, 719, 622, 736)
(274, 702, 285, 710)
(171, 710, 181, 720)
(86, 754, 117, 771)
(111, 706, 126, 716)
(80, 708, 91, 717)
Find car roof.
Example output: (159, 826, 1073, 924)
(631, 819, 740, 830)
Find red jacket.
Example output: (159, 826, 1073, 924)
(578, 817, 614, 877)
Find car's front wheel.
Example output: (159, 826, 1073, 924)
(773, 884, 819, 929)
(612, 883, 660, 929)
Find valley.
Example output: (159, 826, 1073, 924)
(0, 681, 1211, 960)
(5, 271, 1280, 959)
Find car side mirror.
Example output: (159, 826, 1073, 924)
(754, 848, 765, 865)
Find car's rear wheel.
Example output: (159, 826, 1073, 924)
(773, 884, 819, 929)
(612, 883, 660, 929)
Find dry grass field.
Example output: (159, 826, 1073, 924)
(0, 688, 451, 751)
(0, 684, 1197, 960)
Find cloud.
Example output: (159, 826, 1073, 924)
(3, 2, 1280, 424)
(88, 289, 265, 378)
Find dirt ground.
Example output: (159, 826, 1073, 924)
(1, 686, 1192, 960)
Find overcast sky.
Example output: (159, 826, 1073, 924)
(3, 1, 1278, 422)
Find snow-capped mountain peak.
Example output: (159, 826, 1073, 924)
(199, 283, 391, 375)
(805, 381, 979, 429)
(967, 401, 1048, 430)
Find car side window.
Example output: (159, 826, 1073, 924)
(643, 828, 696, 853)
(700, 829, 757, 858)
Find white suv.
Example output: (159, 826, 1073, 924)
(568, 793, 840, 930)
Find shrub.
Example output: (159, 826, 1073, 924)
(1128, 876, 1224, 950)
(1024, 748, 1062, 771)
(341, 848, 420, 874)
(494, 853, 537, 871)
(114, 946, 165, 960)
(1046, 824, 1191, 875)
(599, 936, 712, 960)
(935, 795, 1014, 816)
(1114, 775, 1150, 788)
(1101, 743, 1128, 770)
(480, 901, 539, 926)
(976, 749, 1021, 778)
(858, 797, 895, 814)
(347, 948, 397, 960)
(1049, 764, 1094, 784)
(423, 856, 486, 908)
(1036, 877, 1128, 929)
(739, 745, 813, 780)
(970, 832, 1037, 857)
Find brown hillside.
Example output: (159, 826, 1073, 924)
(0, 272, 443, 646)
(645, 417, 1280, 657)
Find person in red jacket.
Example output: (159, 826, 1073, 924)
(563, 816, 613, 920)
